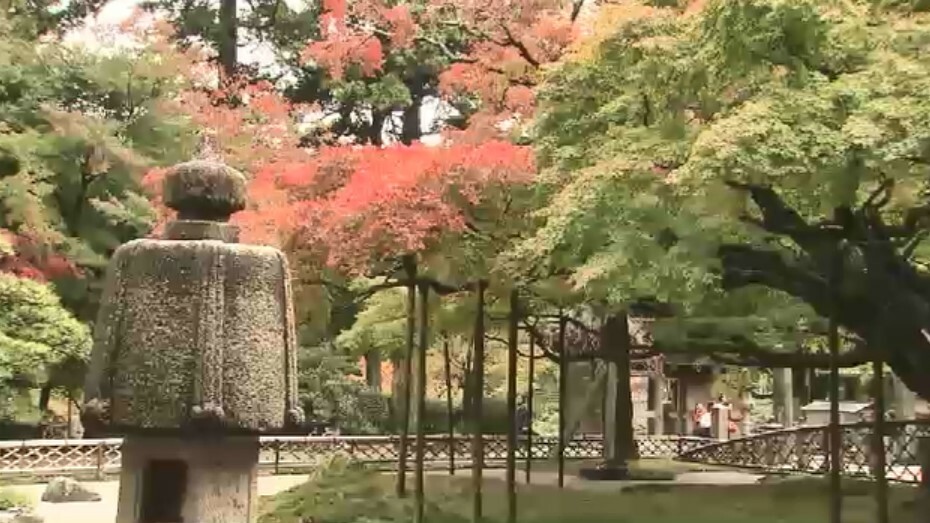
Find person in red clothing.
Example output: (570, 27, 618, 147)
(692, 403, 711, 437)
(714, 394, 741, 437)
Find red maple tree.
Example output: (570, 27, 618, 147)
(303, 0, 580, 137)
(243, 0, 584, 270)
(0, 229, 79, 282)
(143, 0, 588, 274)
(256, 141, 535, 272)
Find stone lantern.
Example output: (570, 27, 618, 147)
(82, 160, 303, 523)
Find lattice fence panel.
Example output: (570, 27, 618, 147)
(0, 440, 123, 475)
(25, 429, 930, 480)
(680, 421, 930, 483)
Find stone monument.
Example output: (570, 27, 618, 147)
(82, 160, 303, 523)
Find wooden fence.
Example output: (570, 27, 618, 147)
(0, 434, 711, 478)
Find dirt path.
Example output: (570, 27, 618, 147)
(5, 475, 309, 523)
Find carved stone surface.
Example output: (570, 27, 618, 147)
(162, 160, 246, 221)
(83, 160, 301, 435)
(114, 437, 259, 523)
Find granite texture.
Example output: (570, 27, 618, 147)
(82, 159, 302, 435)
(162, 160, 246, 221)
(115, 437, 259, 523)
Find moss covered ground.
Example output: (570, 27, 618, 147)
(259, 458, 917, 523)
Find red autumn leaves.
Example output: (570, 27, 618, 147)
(238, 141, 535, 272)
(137, 0, 591, 274)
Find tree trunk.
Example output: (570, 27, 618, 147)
(872, 357, 888, 523)
(471, 281, 487, 523)
(38, 383, 52, 412)
(365, 350, 382, 391)
(414, 283, 429, 523)
(828, 243, 842, 523)
(396, 256, 416, 498)
(443, 335, 455, 475)
(506, 290, 519, 523)
(525, 330, 535, 484)
(218, 0, 238, 81)
(369, 110, 387, 146)
(462, 343, 474, 429)
(401, 93, 422, 145)
(66, 390, 73, 438)
(557, 314, 567, 488)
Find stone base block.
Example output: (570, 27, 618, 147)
(115, 436, 259, 523)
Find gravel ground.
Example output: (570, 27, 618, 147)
(4, 469, 769, 522)
(5, 474, 309, 523)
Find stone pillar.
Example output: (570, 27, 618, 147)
(773, 368, 794, 427)
(712, 405, 730, 441)
(650, 375, 666, 435)
(116, 436, 259, 523)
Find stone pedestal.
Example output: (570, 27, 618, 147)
(115, 437, 259, 523)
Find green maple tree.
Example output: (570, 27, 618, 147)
(517, 0, 930, 397)
(0, 13, 199, 321)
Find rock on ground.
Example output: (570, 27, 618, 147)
(40, 478, 101, 504)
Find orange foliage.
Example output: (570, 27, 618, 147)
(304, 0, 579, 122)
(301, 0, 420, 80)
(140, 1, 561, 272)
(235, 141, 534, 271)
(435, 0, 578, 122)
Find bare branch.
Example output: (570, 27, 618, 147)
(570, 0, 586, 22)
(499, 23, 540, 68)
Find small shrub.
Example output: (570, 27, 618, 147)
(260, 456, 467, 523)
(0, 488, 31, 510)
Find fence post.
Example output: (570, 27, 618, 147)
(918, 437, 930, 523)
(822, 429, 832, 474)
(95, 443, 104, 480)
(274, 440, 281, 475)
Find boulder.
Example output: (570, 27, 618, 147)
(40, 477, 101, 503)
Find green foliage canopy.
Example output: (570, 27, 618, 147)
(0, 14, 198, 319)
(0, 273, 90, 390)
(515, 0, 930, 387)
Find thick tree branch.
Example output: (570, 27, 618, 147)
(718, 180, 930, 397)
(499, 23, 540, 68)
(570, 0, 586, 22)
